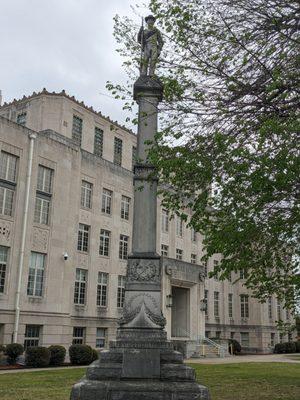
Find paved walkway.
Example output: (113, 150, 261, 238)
(0, 354, 299, 374)
(187, 353, 300, 364)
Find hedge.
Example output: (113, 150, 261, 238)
(69, 344, 93, 365)
(25, 346, 50, 367)
(5, 343, 24, 365)
(48, 345, 66, 365)
(274, 341, 298, 354)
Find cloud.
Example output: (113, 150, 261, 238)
(0, 0, 148, 128)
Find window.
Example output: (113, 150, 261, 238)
(17, 112, 27, 126)
(176, 217, 183, 237)
(74, 268, 87, 305)
(161, 209, 169, 233)
(240, 332, 249, 347)
(213, 260, 219, 280)
(268, 297, 273, 319)
(72, 115, 83, 145)
(77, 224, 89, 252)
(0, 152, 18, 182)
(121, 195, 130, 220)
(34, 166, 53, 225)
(205, 331, 210, 338)
(277, 299, 282, 321)
(34, 197, 50, 225)
(119, 235, 129, 260)
(0, 152, 18, 216)
(191, 227, 196, 242)
(203, 261, 208, 277)
(24, 325, 40, 349)
(204, 290, 208, 316)
(94, 127, 103, 157)
(97, 272, 108, 307)
(228, 293, 233, 318)
(114, 137, 123, 166)
(117, 275, 125, 308)
(96, 328, 107, 348)
(81, 181, 92, 209)
(286, 308, 290, 320)
(191, 254, 196, 264)
(37, 165, 53, 193)
(72, 327, 85, 344)
(240, 294, 249, 318)
(214, 292, 219, 317)
(230, 332, 235, 339)
(132, 146, 137, 170)
(99, 229, 110, 257)
(215, 331, 221, 339)
(101, 188, 112, 214)
(0, 246, 8, 293)
(27, 252, 45, 297)
(270, 332, 275, 346)
(176, 249, 183, 260)
(161, 244, 168, 257)
(240, 269, 248, 280)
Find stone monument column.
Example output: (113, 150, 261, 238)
(70, 14, 210, 400)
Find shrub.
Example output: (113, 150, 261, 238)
(69, 344, 93, 365)
(294, 341, 300, 353)
(228, 339, 241, 355)
(285, 341, 296, 353)
(48, 345, 66, 366)
(0, 344, 5, 353)
(91, 348, 99, 362)
(5, 343, 24, 364)
(274, 343, 285, 353)
(25, 346, 50, 367)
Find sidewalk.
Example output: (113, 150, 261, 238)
(0, 365, 84, 374)
(187, 353, 300, 364)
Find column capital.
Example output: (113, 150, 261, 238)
(134, 76, 164, 101)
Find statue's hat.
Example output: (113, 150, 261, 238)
(145, 15, 156, 22)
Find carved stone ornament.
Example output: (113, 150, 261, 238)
(127, 259, 160, 283)
(165, 264, 173, 276)
(32, 227, 48, 252)
(0, 221, 12, 244)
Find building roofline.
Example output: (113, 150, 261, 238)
(0, 88, 136, 136)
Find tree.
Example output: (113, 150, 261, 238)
(110, 0, 300, 309)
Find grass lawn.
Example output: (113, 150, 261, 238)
(0, 363, 299, 400)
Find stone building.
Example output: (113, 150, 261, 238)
(0, 90, 291, 354)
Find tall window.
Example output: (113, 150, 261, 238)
(94, 127, 103, 157)
(132, 146, 137, 170)
(161, 244, 168, 257)
(97, 272, 108, 307)
(240, 269, 248, 279)
(0, 152, 18, 216)
(176, 217, 183, 237)
(96, 328, 107, 348)
(176, 248, 183, 260)
(240, 294, 249, 318)
(117, 275, 125, 308)
(101, 189, 112, 214)
(213, 260, 219, 280)
(27, 252, 45, 297)
(277, 299, 282, 321)
(204, 290, 208, 316)
(24, 325, 40, 349)
(119, 235, 129, 260)
(228, 293, 233, 318)
(99, 229, 110, 256)
(240, 332, 249, 347)
(34, 165, 53, 225)
(72, 115, 83, 145)
(121, 195, 130, 220)
(161, 209, 169, 232)
(17, 112, 27, 126)
(191, 254, 196, 264)
(77, 224, 89, 252)
(270, 332, 275, 346)
(214, 291, 219, 317)
(268, 297, 273, 319)
(114, 137, 123, 166)
(74, 269, 87, 305)
(191, 227, 196, 242)
(203, 261, 208, 277)
(0, 246, 8, 293)
(72, 327, 85, 344)
(81, 180, 92, 209)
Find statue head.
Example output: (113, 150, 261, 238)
(145, 15, 156, 28)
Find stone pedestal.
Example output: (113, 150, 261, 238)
(70, 77, 210, 400)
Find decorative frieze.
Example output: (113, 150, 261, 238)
(0, 220, 12, 245)
(31, 227, 48, 252)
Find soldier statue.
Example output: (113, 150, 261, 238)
(138, 15, 164, 77)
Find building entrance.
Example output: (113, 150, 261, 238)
(171, 286, 190, 337)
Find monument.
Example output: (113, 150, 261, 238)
(70, 15, 210, 400)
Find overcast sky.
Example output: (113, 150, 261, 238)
(0, 0, 147, 129)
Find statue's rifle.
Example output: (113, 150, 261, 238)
(140, 17, 144, 74)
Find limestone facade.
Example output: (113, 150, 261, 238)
(0, 91, 292, 353)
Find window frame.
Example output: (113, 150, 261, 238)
(119, 234, 129, 260)
(97, 272, 108, 307)
(77, 224, 90, 252)
(81, 180, 93, 209)
(74, 268, 87, 305)
(117, 275, 125, 308)
(27, 252, 46, 297)
(0, 246, 8, 294)
(113, 137, 123, 166)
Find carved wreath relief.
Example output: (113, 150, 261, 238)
(127, 259, 160, 283)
